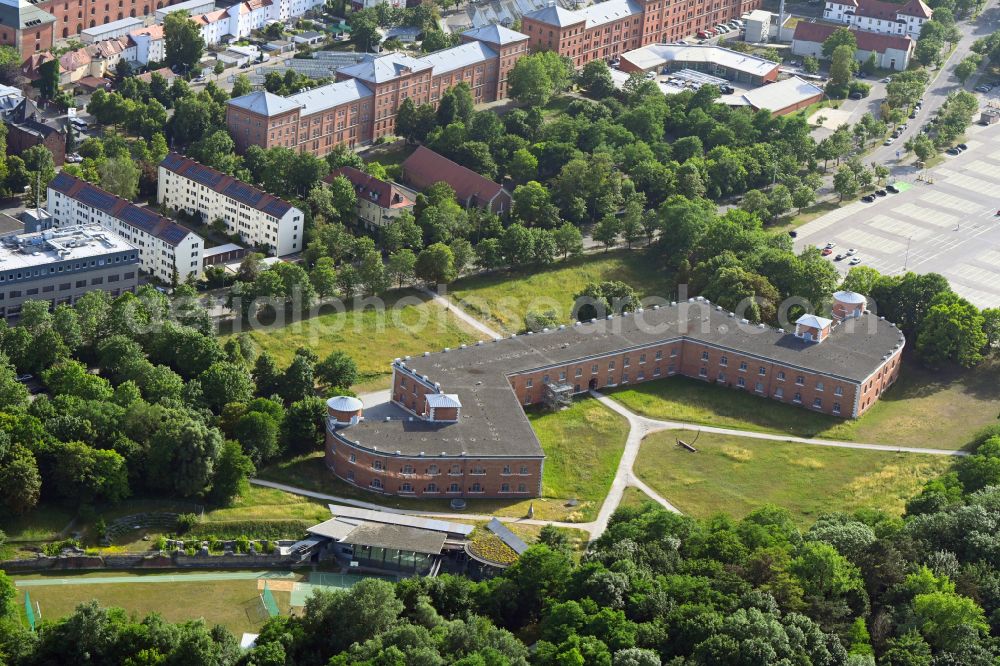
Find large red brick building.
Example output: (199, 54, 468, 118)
(325, 290, 905, 499)
(226, 24, 529, 156)
(521, 0, 760, 68)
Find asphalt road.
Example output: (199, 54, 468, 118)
(868, 1, 1000, 172)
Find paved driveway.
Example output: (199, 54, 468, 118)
(794, 121, 1000, 309)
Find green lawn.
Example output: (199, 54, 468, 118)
(227, 290, 479, 392)
(258, 396, 628, 522)
(527, 396, 629, 520)
(609, 358, 1000, 450)
(634, 430, 953, 524)
(13, 571, 295, 635)
(446, 250, 666, 334)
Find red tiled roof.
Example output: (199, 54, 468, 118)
(792, 22, 914, 54)
(137, 66, 176, 83)
(899, 0, 932, 18)
(59, 48, 92, 71)
(330, 166, 414, 210)
(400, 146, 510, 211)
(129, 24, 165, 40)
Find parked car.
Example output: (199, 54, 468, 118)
(974, 84, 992, 93)
(849, 256, 862, 265)
(846, 248, 857, 255)
(862, 194, 875, 202)
(946, 147, 960, 156)
(834, 253, 845, 261)
(821, 247, 834, 256)
(788, 230, 798, 238)
(849, 92, 863, 100)
(883, 137, 895, 146)
(824, 242, 836, 249)
(875, 190, 887, 197)
(957, 143, 968, 151)
(886, 184, 899, 193)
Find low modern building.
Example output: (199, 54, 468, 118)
(823, 0, 931, 39)
(225, 25, 529, 155)
(743, 9, 772, 42)
(158, 152, 303, 257)
(304, 504, 474, 574)
(400, 146, 511, 214)
(0, 224, 139, 319)
(791, 21, 914, 71)
(5, 98, 65, 166)
(80, 16, 143, 42)
(326, 291, 904, 499)
(47, 173, 204, 284)
(618, 43, 780, 85)
(329, 166, 415, 231)
(739, 76, 824, 115)
(521, 0, 760, 69)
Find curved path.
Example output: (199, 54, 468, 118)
(256, 392, 965, 542)
(589, 392, 968, 458)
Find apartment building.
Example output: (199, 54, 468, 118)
(47, 172, 203, 284)
(225, 25, 529, 155)
(325, 291, 904, 499)
(521, 0, 759, 68)
(329, 166, 415, 231)
(792, 21, 915, 71)
(157, 152, 303, 257)
(190, 0, 324, 46)
(0, 224, 139, 319)
(823, 0, 931, 39)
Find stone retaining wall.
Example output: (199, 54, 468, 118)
(1, 551, 297, 572)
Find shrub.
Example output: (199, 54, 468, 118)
(176, 513, 200, 534)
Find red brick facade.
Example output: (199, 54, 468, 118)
(522, 0, 760, 68)
(41, 0, 177, 39)
(325, 436, 544, 499)
(227, 30, 528, 156)
(324, 324, 902, 499)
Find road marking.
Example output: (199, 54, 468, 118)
(918, 191, 984, 213)
(837, 229, 907, 254)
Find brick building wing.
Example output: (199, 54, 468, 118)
(400, 146, 511, 214)
(326, 293, 905, 499)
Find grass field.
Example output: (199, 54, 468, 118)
(227, 290, 478, 392)
(446, 250, 666, 334)
(609, 358, 1000, 450)
(14, 571, 295, 635)
(527, 396, 629, 520)
(634, 430, 953, 524)
(259, 396, 628, 522)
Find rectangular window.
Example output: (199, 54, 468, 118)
(816, 382, 824, 392)
(591, 364, 598, 374)
(526, 378, 533, 388)
(774, 387, 784, 399)
(755, 382, 764, 393)
(813, 397, 822, 409)
(796, 375, 805, 385)
(698, 367, 707, 377)
(739, 361, 747, 371)
(834, 386, 843, 396)
(701, 351, 709, 361)
(758, 367, 766, 376)
(655, 350, 662, 360)
(777, 371, 785, 381)
(833, 402, 841, 414)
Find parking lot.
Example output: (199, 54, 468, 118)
(794, 119, 1000, 309)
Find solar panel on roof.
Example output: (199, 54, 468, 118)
(185, 163, 225, 188)
(161, 153, 186, 170)
(224, 181, 265, 207)
(50, 172, 76, 191)
(75, 185, 118, 211)
(157, 224, 189, 245)
(118, 205, 162, 233)
(262, 199, 290, 217)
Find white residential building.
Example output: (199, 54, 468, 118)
(126, 25, 166, 66)
(823, 0, 931, 39)
(47, 173, 204, 284)
(189, 0, 324, 46)
(158, 153, 303, 257)
(80, 17, 144, 43)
